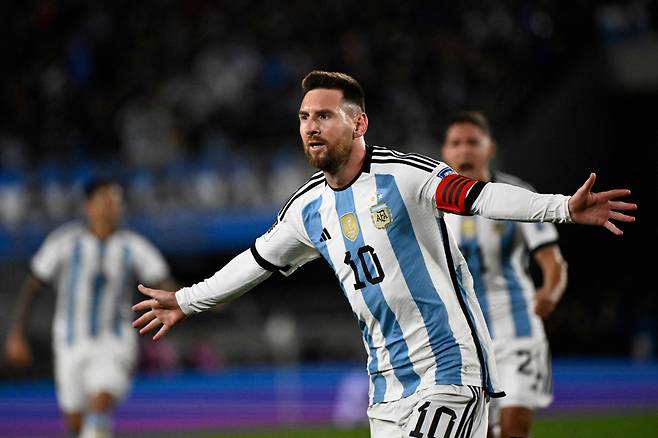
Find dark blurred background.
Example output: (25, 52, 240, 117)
(0, 0, 655, 381)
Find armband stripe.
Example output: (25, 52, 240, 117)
(436, 174, 480, 214)
(451, 179, 472, 205)
(448, 178, 469, 205)
(441, 176, 461, 203)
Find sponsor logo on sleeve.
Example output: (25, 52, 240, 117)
(437, 166, 456, 179)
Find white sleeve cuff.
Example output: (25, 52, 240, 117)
(175, 249, 272, 315)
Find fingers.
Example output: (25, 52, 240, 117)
(132, 299, 158, 312)
(137, 284, 159, 298)
(598, 189, 632, 201)
(576, 173, 596, 196)
(609, 211, 636, 223)
(139, 317, 163, 335)
(153, 324, 171, 341)
(132, 310, 156, 328)
(604, 221, 623, 236)
(609, 201, 637, 211)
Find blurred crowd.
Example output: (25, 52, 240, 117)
(5, 0, 653, 230)
(0, 1, 655, 376)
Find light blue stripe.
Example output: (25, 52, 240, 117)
(377, 174, 462, 385)
(455, 268, 496, 394)
(113, 245, 132, 337)
(334, 187, 420, 399)
(302, 195, 387, 399)
(65, 240, 81, 345)
(455, 220, 493, 338)
(301, 195, 335, 271)
(89, 241, 107, 337)
(501, 222, 532, 337)
(358, 318, 387, 402)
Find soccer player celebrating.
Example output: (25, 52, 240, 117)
(5, 179, 176, 438)
(132, 71, 636, 437)
(442, 112, 567, 438)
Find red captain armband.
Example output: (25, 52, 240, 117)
(435, 174, 483, 215)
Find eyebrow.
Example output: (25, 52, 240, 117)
(298, 108, 336, 116)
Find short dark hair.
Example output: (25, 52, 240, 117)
(84, 178, 121, 200)
(301, 70, 365, 112)
(445, 111, 492, 138)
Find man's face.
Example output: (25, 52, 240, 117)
(298, 88, 358, 174)
(86, 184, 123, 229)
(442, 122, 495, 180)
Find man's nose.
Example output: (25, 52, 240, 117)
(305, 119, 320, 136)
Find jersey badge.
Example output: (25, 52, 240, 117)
(493, 222, 506, 235)
(437, 166, 455, 179)
(370, 202, 393, 230)
(340, 212, 360, 241)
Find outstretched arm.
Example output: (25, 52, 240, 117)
(132, 249, 272, 340)
(467, 173, 636, 234)
(5, 275, 44, 367)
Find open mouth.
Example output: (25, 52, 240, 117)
(458, 163, 474, 172)
(308, 141, 325, 149)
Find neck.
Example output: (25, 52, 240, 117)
(324, 139, 366, 189)
(88, 222, 116, 240)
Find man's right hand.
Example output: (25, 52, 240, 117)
(5, 331, 32, 367)
(132, 285, 186, 341)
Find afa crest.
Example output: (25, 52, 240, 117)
(370, 203, 393, 229)
(340, 212, 360, 241)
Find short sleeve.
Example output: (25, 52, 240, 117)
(131, 235, 171, 285)
(519, 222, 559, 252)
(252, 215, 320, 277)
(30, 230, 65, 283)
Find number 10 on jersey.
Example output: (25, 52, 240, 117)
(344, 245, 386, 289)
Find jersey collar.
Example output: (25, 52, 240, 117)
(326, 144, 373, 192)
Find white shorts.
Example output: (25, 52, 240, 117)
(54, 334, 137, 413)
(368, 385, 489, 438)
(490, 337, 552, 420)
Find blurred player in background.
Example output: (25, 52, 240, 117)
(5, 179, 176, 438)
(131, 71, 635, 438)
(442, 112, 568, 438)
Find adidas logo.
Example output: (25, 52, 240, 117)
(319, 228, 332, 242)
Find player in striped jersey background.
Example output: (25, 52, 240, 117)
(132, 71, 636, 438)
(442, 112, 567, 438)
(5, 179, 177, 438)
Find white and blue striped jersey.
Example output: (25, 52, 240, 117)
(252, 145, 503, 404)
(31, 222, 170, 349)
(444, 172, 559, 342)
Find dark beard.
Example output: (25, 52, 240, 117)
(305, 143, 351, 174)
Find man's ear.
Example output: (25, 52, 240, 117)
(353, 112, 368, 139)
